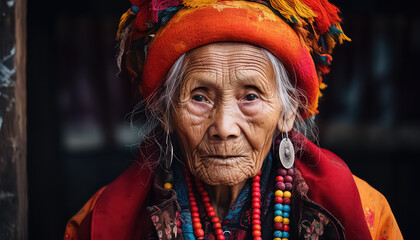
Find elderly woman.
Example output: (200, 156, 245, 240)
(65, 0, 402, 239)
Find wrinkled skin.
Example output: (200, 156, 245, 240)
(171, 42, 295, 218)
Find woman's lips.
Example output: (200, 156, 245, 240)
(204, 155, 244, 159)
(201, 155, 247, 166)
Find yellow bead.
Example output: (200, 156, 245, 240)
(274, 216, 283, 223)
(164, 183, 172, 189)
(283, 218, 290, 225)
(284, 191, 291, 198)
(282, 238, 288, 240)
(274, 238, 281, 240)
(275, 190, 284, 197)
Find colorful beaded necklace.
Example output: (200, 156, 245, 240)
(164, 167, 294, 240)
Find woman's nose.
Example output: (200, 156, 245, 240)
(208, 105, 241, 140)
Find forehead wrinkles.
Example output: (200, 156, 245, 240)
(183, 46, 272, 78)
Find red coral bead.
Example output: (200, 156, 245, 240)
(252, 208, 261, 215)
(251, 214, 260, 220)
(215, 228, 224, 235)
(192, 212, 200, 218)
(194, 229, 204, 237)
(252, 192, 261, 198)
(275, 196, 283, 203)
(283, 197, 291, 205)
(191, 206, 199, 212)
(253, 176, 260, 182)
(208, 211, 216, 217)
(252, 224, 261, 231)
(216, 234, 225, 240)
(252, 182, 260, 188)
(192, 217, 201, 223)
(251, 202, 261, 209)
(213, 222, 222, 229)
(254, 237, 262, 240)
(274, 222, 284, 230)
(252, 230, 261, 237)
(284, 224, 290, 232)
(275, 176, 284, 182)
(211, 217, 220, 223)
(252, 197, 260, 203)
(252, 219, 261, 225)
(193, 222, 202, 229)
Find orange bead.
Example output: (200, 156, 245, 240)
(274, 216, 283, 223)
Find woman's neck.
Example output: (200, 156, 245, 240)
(205, 181, 246, 220)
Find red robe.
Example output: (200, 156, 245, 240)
(64, 133, 402, 240)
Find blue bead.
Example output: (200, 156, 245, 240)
(274, 210, 283, 216)
(283, 205, 291, 212)
(283, 231, 290, 238)
(274, 203, 284, 210)
(273, 231, 283, 238)
(131, 5, 139, 13)
(283, 212, 290, 218)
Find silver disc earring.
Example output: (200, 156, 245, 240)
(279, 121, 295, 169)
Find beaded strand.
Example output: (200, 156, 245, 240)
(273, 168, 294, 240)
(171, 167, 294, 240)
(251, 171, 262, 240)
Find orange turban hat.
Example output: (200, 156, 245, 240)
(117, 0, 350, 118)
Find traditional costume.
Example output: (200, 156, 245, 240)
(65, 0, 403, 239)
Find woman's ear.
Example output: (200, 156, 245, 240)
(277, 111, 297, 133)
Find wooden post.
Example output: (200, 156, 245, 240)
(0, 0, 27, 239)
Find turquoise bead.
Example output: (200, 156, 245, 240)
(283, 212, 289, 218)
(273, 230, 283, 238)
(274, 203, 284, 210)
(274, 210, 283, 216)
(283, 205, 291, 212)
(283, 231, 290, 238)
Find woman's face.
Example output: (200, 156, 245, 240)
(172, 42, 288, 186)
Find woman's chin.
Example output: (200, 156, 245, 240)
(195, 167, 252, 186)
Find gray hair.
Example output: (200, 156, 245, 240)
(130, 47, 317, 166)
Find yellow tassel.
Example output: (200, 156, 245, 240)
(320, 82, 327, 90)
(269, 0, 300, 24)
(291, 0, 316, 20)
(117, 8, 136, 39)
(269, 0, 316, 26)
(182, 0, 217, 8)
(335, 24, 351, 44)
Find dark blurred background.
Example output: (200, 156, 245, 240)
(27, 0, 418, 239)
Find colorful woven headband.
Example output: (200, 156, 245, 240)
(117, 0, 350, 118)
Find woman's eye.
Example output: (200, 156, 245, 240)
(245, 94, 258, 101)
(192, 95, 205, 102)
